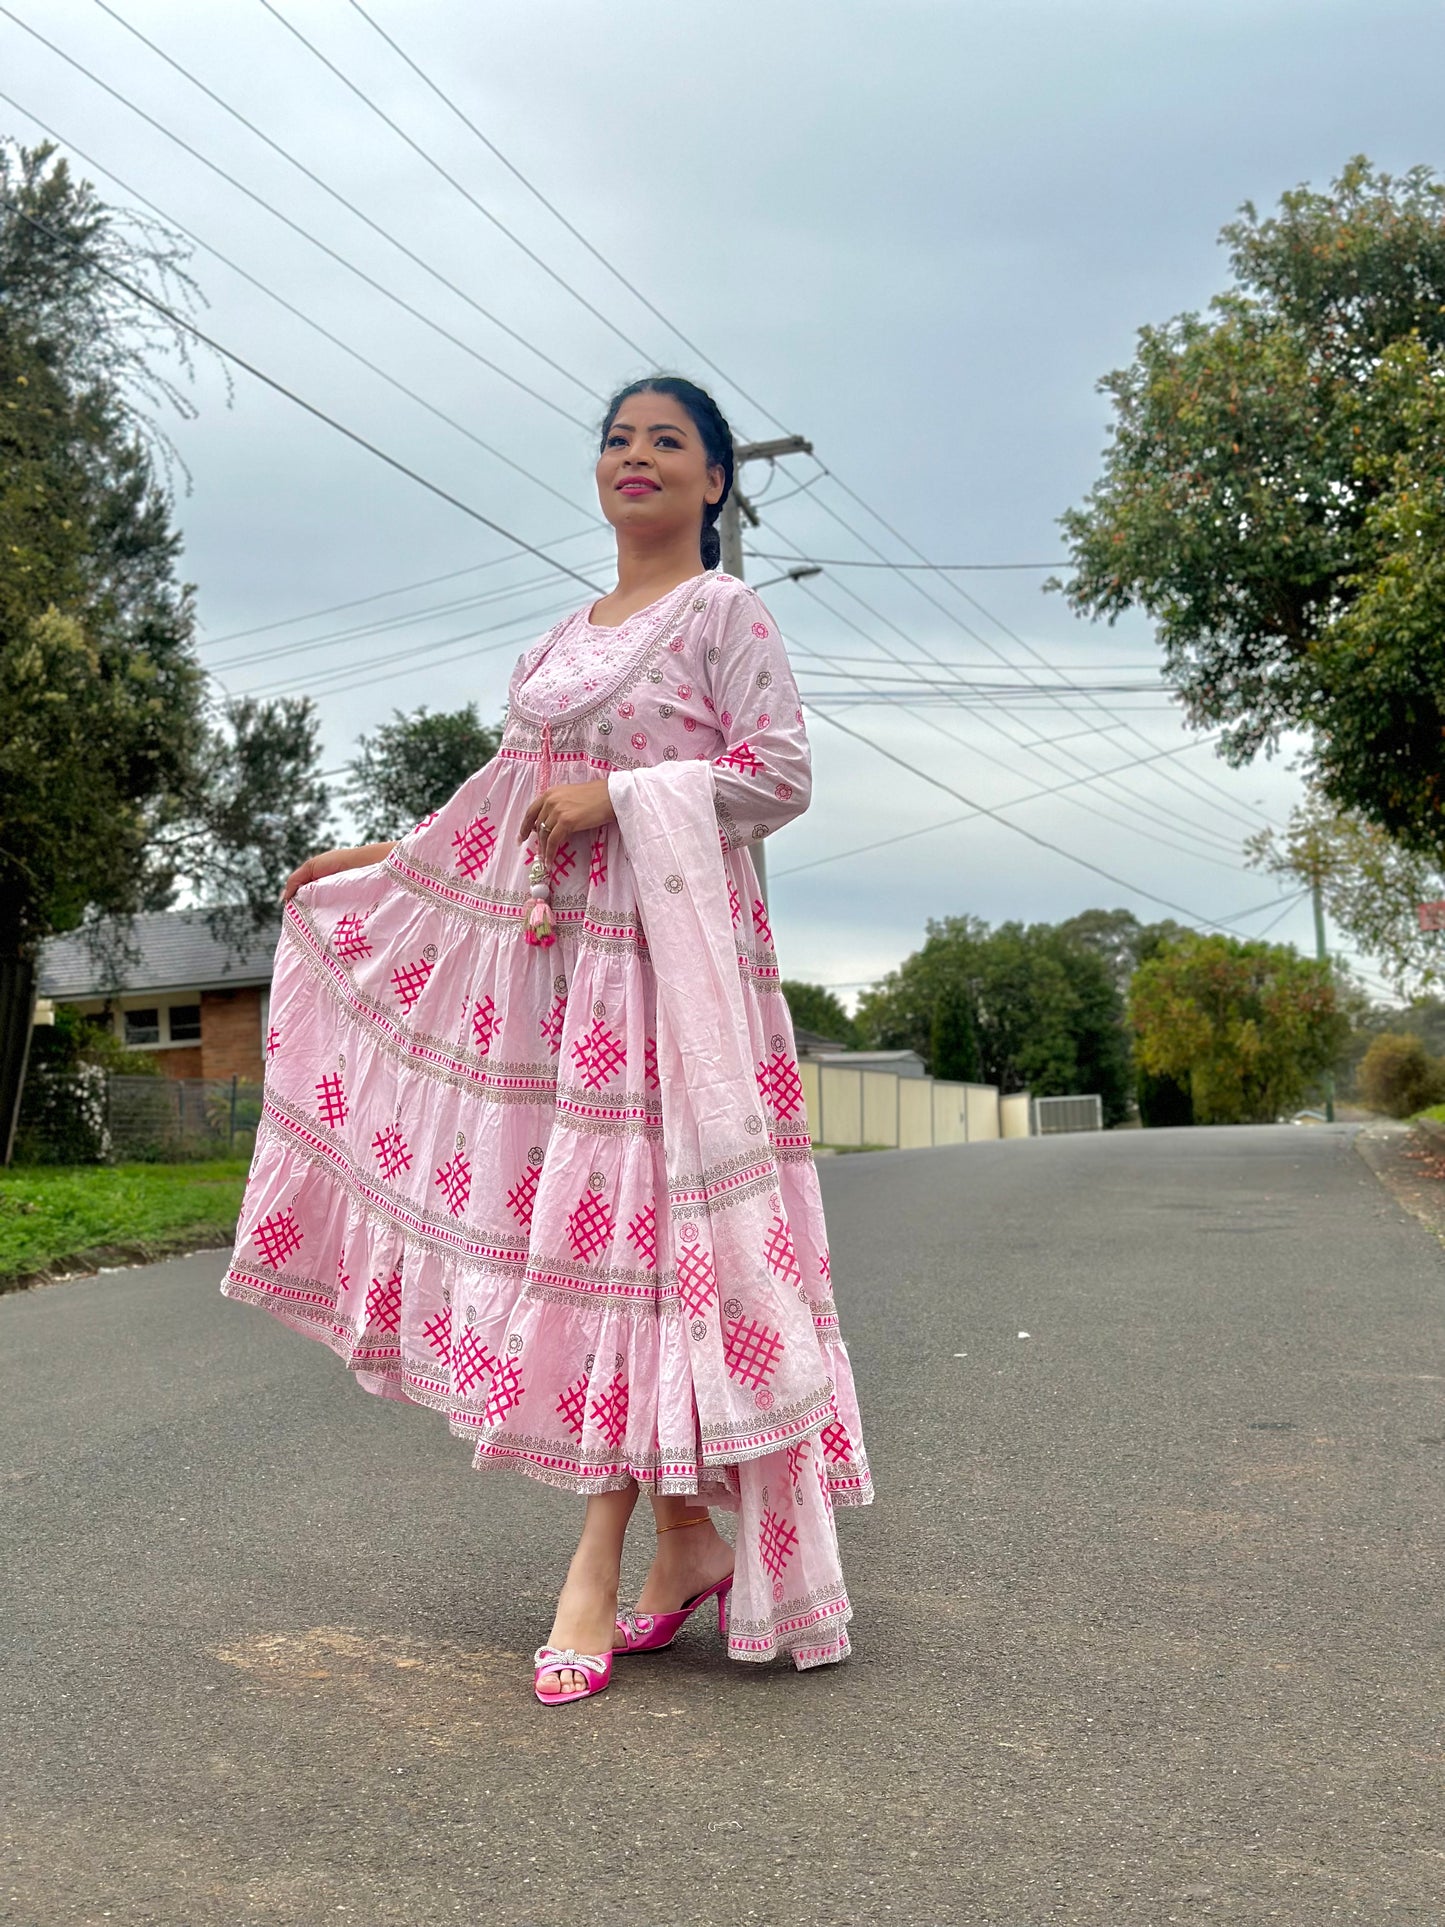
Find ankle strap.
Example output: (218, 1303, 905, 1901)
(655, 1513, 709, 1535)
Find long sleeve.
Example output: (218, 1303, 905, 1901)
(703, 582, 812, 855)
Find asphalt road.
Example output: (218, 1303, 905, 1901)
(3, 1124, 1444, 1927)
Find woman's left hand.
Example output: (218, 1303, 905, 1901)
(518, 780, 616, 870)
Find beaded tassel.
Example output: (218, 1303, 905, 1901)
(524, 856, 556, 947)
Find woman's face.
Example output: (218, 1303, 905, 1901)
(596, 390, 724, 547)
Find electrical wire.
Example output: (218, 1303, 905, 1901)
(258, 0, 665, 372)
(749, 552, 1066, 572)
(0, 8, 593, 429)
(0, 198, 608, 597)
(324, 4, 1289, 855)
(86, 0, 604, 411)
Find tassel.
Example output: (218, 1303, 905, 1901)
(523, 857, 555, 947)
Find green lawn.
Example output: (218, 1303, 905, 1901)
(0, 1159, 248, 1291)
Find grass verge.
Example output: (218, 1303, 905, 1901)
(0, 1160, 248, 1294)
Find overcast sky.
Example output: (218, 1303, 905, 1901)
(6, 0, 1442, 1004)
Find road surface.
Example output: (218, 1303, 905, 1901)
(3, 1124, 1443, 1925)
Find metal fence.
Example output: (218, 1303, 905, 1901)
(1032, 1093, 1103, 1135)
(15, 1071, 264, 1164)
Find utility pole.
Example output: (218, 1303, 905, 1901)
(1311, 875, 1336, 1124)
(719, 434, 813, 904)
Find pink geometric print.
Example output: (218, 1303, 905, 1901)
(589, 827, 608, 887)
(422, 1307, 452, 1365)
(252, 1207, 302, 1271)
(265, 1025, 281, 1060)
(762, 1215, 801, 1287)
(752, 899, 772, 946)
(453, 1325, 499, 1397)
(539, 998, 566, 1054)
(676, 1242, 717, 1318)
(626, 1203, 657, 1269)
(819, 1249, 832, 1285)
(365, 1265, 402, 1335)
(372, 1123, 412, 1182)
(483, 1355, 525, 1425)
(722, 1315, 784, 1389)
(556, 1375, 588, 1441)
(820, 1418, 852, 1463)
(758, 1051, 804, 1119)
(332, 911, 372, 962)
(548, 843, 576, 888)
(728, 880, 741, 927)
(315, 1071, 348, 1129)
(643, 1035, 659, 1088)
(390, 956, 434, 1012)
(336, 1248, 350, 1295)
(759, 1507, 800, 1580)
(452, 812, 497, 879)
(571, 1018, 626, 1091)
(567, 1189, 615, 1262)
(716, 741, 764, 776)
(434, 1152, 471, 1218)
(589, 1372, 629, 1450)
(507, 1164, 540, 1229)
(471, 994, 496, 1054)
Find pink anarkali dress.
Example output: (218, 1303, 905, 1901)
(222, 569, 873, 1667)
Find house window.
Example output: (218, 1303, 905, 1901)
(124, 1009, 161, 1046)
(168, 1004, 202, 1043)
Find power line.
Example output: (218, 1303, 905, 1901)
(0, 88, 604, 537)
(258, 0, 664, 373)
(806, 706, 1302, 940)
(771, 732, 1243, 880)
(748, 552, 1065, 572)
(209, 556, 614, 675)
(346, 0, 799, 435)
(0, 199, 608, 598)
(318, 6, 1290, 853)
(200, 524, 601, 646)
(0, 7, 592, 428)
(789, 572, 1250, 866)
(87, 0, 604, 411)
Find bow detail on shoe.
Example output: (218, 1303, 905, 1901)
(533, 1645, 609, 1678)
(615, 1614, 656, 1649)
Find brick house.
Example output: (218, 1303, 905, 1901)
(37, 910, 280, 1084)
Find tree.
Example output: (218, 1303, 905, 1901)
(0, 140, 330, 1159)
(780, 980, 857, 1047)
(345, 703, 502, 842)
(1056, 907, 1190, 997)
(1055, 158, 1445, 856)
(1247, 783, 1445, 996)
(856, 914, 1134, 1124)
(930, 978, 980, 1083)
(1129, 932, 1347, 1125)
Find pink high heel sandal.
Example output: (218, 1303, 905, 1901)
(533, 1646, 613, 1706)
(615, 1572, 733, 1655)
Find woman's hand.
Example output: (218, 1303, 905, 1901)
(279, 842, 396, 907)
(518, 781, 616, 870)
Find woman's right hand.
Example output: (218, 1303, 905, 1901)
(279, 842, 396, 907)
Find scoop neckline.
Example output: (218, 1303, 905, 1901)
(585, 570, 708, 631)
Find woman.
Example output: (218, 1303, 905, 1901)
(223, 374, 872, 1705)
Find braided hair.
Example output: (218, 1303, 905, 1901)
(599, 375, 735, 570)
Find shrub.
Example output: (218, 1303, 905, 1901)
(1357, 1032, 1445, 1117)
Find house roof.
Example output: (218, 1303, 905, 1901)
(38, 909, 281, 1001)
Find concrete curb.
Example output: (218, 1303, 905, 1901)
(0, 1222, 237, 1297)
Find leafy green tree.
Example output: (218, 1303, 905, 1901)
(1055, 158, 1445, 856)
(857, 914, 1134, 1124)
(780, 981, 857, 1048)
(1129, 932, 1347, 1124)
(346, 703, 502, 842)
(930, 978, 980, 1083)
(0, 140, 330, 1159)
